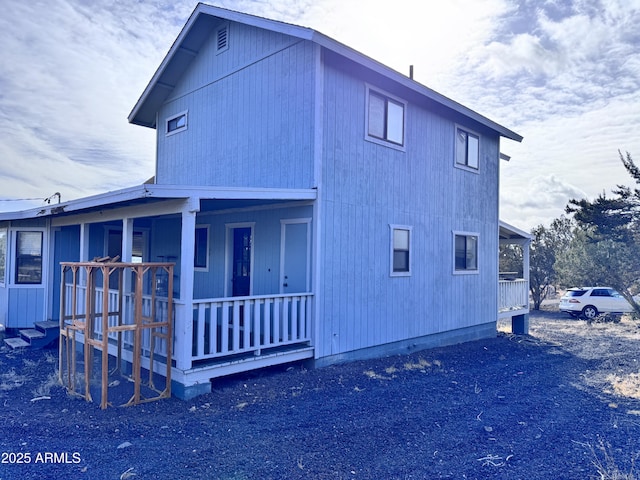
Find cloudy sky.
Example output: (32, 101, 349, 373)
(1, 0, 639, 231)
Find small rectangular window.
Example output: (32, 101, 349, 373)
(366, 86, 406, 149)
(454, 232, 478, 273)
(455, 127, 480, 170)
(390, 225, 412, 276)
(15, 231, 43, 284)
(166, 111, 188, 136)
(194, 226, 209, 270)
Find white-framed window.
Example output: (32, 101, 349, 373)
(455, 126, 480, 171)
(15, 230, 43, 284)
(390, 225, 412, 276)
(366, 85, 406, 149)
(453, 231, 479, 274)
(166, 111, 188, 136)
(0, 227, 7, 285)
(215, 23, 229, 54)
(194, 225, 209, 271)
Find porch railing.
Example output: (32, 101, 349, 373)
(64, 285, 313, 365)
(63, 284, 173, 358)
(191, 293, 313, 362)
(498, 279, 529, 313)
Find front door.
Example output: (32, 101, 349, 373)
(281, 220, 310, 294)
(232, 227, 252, 296)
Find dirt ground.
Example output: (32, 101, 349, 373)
(1, 307, 640, 479)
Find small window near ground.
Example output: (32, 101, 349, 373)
(390, 225, 412, 276)
(0, 228, 6, 285)
(15, 231, 43, 284)
(194, 226, 209, 270)
(166, 111, 188, 136)
(366, 86, 406, 149)
(455, 126, 480, 170)
(454, 232, 478, 273)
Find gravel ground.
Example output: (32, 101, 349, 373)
(1, 308, 640, 479)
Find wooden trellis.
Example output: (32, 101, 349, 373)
(58, 258, 174, 409)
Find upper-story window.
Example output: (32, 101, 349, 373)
(455, 126, 479, 171)
(166, 111, 188, 136)
(366, 86, 406, 149)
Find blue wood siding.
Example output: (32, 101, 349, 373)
(144, 205, 313, 300)
(316, 61, 500, 358)
(51, 225, 81, 321)
(156, 22, 316, 189)
(8, 288, 44, 328)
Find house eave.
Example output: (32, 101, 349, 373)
(0, 185, 317, 222)
(128, 3, 523, 142)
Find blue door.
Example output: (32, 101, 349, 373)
(232, 227, 251, 296)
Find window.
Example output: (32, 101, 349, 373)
(166, 111, 187, 136)
(0, 228, 6, 285)
(390, 225, 412, 276)
(455, 126, 479, 170)
(15, 231, 43, 284)
(366, 86, 406, 148)
(215, 24, 229, 53)
(194, 226, 209, 270)
(454, 232, 478, 273)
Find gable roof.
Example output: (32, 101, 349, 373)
(128, 3, 522, 142)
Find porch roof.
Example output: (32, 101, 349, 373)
(0, 184, 317, 222)
(499, 220, 532, 242)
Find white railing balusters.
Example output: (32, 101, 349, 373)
(190, 293, 313, 362)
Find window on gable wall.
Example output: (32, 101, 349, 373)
(367, 87, 406, 147)
(455, 127, 479, 170)
(15, 231, 43, 284)
(454, 233, 478, 273)
(166, 111, 187, 136)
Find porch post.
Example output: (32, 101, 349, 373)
(174, 199, 198, 371)
(121, 218, 133, 262)
(79, 223, 89, 284)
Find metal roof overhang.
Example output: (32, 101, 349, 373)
(0, 185, 317, 222)
(499, 220, 532, 241)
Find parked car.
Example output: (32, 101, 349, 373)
(559, 287, 633, 319)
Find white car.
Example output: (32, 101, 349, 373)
(559, 287, 633, 319)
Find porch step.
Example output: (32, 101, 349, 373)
(3, 321, 59, 350)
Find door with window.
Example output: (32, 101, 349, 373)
(231, 227, 252, 297)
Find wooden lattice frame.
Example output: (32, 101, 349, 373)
(58, 259, 174, 409)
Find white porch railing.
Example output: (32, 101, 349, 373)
(64, 285, 313, 366)
(63, 284, 172, 359)
(191, 294, 313, 362)
(498, 279, 529, 314)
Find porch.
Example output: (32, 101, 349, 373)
(498, 221, 532, 334)
(61, 265, 314, 400)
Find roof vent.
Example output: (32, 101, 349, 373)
(216, 24, 229, 53)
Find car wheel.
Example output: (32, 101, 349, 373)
(582, 305, 598, 320)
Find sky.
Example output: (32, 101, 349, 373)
(1, 0, 639, 231)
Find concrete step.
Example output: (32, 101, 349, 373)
(4, 337, 30, 349)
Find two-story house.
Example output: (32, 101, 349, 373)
(0, 4, 528, 399)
